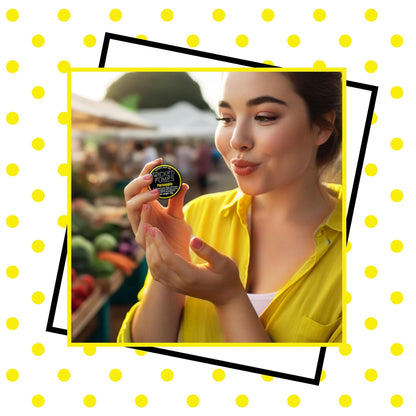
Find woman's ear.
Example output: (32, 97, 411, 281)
(315, 110, 336, 146)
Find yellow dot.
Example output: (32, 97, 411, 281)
(365, 60, 378, 73)
(212, 9, 225, 22)
(6, 215, 19, 228)
(6, 9, 19, 22)
(109, 9, 122, 21)
(365, 9, 378, 21)
(32, 35, 45, 48)
(109, 369, 122, 382)
(391, 291, 403, 305)
(187, 35, 199, 48)
(135, 349, 147, 356)
(364, 163, 377, 176)
(161, 9, 174, 22)
(261, 374, 274, 382)
(58, 9, 71, 22)
(261, 9, 275, 22)
(32, 343, 45, 356)
(6, 369, 19, 382)
(313, 9, 326, 22)
(32, 292, 45, 305)
(236, 395, 249, 408)
(212, 369, 225, 382)
(6, 60, 19, 73)
(365, 317, 378, 330)
(58, 112, 68, 125)
(313, 60, 327, 69)
(58, 369, 71, 381)
(236, 35, 249, 47)
(320, 370, 326, 381)
(83, 35, 96, 47)
(391, 343, 403, 356)
(6, 266, 19, 279)
(6, 317, 19, 330)
(365, 369, 377, 381)
(187, 395, 199, 408)
(365, 215, 377, 228)
(6, 112, 19, 125)
(371, 113, 378, 124)
(161, 369, 174, 382)
(32, 189, 45, 202)
(58, 163, 69, 176)
(365, 265, 378, 279)
(263, 60, 274, 66)
(391, 137, 403, 151)
(135, 395, 148, 407)
(287, 395, 300, 407)
(391, 86, 403, 99)
(32, 240, 45, 253)
(84, 395, 96, 408)
(58, 215, 68, 228)
(83, 346, 96, 356)
(345, 292, 352, 304)
(339, 35, 352, 47)
(32, 137, 45, 150)
(391, 35, 403, 48)
(58, 60, 71, 73)
(32, 395, 45, 408)
(339, 343, 352, 356)
(287, 35, 300, 47)
(391, 240, 403, 253)
(390, 189, 403, 202)
(391, 395, 403, 408)
(136, 34, 148, 40)
(6, 163, 19, 176)
(339, 395, 352, 407)
(346, 241, 352, 252)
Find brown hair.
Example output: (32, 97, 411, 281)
(283, 72, 342, 169)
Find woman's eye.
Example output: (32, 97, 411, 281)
(255, 115, 278, 122)
(216, 116, 233, 125)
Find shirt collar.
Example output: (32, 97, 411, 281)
(220, 183, 342, 232)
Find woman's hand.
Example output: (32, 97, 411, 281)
(144, 224, 245, 306)
(124, 158, 191, 259)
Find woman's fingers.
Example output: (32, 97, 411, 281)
(124, 158, 162, 201)
(166, 183, 189, 219)
(190, 236, 233, 272)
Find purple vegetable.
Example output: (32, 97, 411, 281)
(117, 241, 135, 256)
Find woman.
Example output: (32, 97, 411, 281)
(118, 70, 343, 343)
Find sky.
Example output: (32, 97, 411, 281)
(70, 71, 222, 111)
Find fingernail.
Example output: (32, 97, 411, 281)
(143, 174, 152, 180)
(149, 227, 156, 238)
(191, 237, 203, 250)
(149, 189, 159, 195)
(143, 223, 148, 233)
(142, 203, 149, 211)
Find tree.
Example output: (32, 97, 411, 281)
(105, 72, 210, 110)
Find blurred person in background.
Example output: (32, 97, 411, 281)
(195, 140, 213, 193)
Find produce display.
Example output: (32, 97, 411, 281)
(71, 197, 140, 314)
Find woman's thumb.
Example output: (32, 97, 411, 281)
(190, 237, 229, 271)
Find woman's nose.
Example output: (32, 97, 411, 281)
(230, 123, 254, 151)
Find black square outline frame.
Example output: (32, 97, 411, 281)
(47, 32, 378, 386)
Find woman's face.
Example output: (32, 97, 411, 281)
(215, 72, 329, 196)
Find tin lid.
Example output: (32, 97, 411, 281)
(148, 164, 182, 199)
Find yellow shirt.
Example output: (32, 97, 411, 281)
(118, 184, 343, 344)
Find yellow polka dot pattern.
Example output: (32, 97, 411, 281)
(0, 5, 411, 414)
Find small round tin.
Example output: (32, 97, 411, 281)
(148, 164, 182, 199)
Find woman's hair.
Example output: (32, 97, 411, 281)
(282, 72, 343, 169)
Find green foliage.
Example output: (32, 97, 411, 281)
(105, 72, 210, 110)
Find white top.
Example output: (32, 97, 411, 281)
(247, 292, 277, 316)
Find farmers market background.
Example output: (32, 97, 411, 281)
(70, 71, 238, 342)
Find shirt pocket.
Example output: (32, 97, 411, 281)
(297, 315, 341, 343)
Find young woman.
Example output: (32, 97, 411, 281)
(118, 70, 343, 343)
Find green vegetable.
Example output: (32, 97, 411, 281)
(71, 235, 95, 274)
(93, 233, 118, 252)
(90, 258, 116, 278)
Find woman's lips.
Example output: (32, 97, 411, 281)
(231, 159, 260, 176)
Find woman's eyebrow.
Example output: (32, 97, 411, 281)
(247, 95, 287, 107)
(217, 96, 287, 109)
